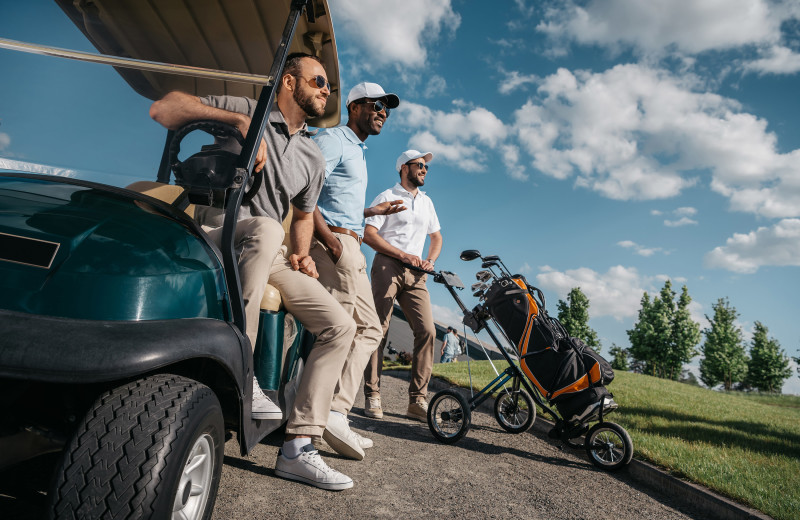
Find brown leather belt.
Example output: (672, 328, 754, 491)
(328, 225, 362, 245)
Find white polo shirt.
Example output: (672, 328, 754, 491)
(365, 183, 441, 258)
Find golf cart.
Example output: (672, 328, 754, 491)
(0, 1, 339, 518)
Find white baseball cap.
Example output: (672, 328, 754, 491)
(396, 149, 434, 172)
(346, 82, 400, 108)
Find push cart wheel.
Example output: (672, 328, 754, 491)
(427, 389, 471, 444)
(584, 421, 633, 471)
(493, 389, 535, 433)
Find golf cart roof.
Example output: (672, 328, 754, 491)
(55, 0, 340, 128)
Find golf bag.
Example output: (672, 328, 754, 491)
(483, 276, 614, 419)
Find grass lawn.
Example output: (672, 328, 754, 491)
(419, 360, 800, 520)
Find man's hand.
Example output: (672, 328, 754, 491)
(236, 116, 268, 173)
(400, 253, 423, 268)
(289, 254, 319, 278)
(327, 239, 343, 263)
(365, 199, 406, 218)
(420, 259, 435, 271)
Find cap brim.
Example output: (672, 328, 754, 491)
(381, 93, 400, 109)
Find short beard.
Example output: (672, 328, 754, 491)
(294, 87, 325, 118)
(407, 170, 424, 187)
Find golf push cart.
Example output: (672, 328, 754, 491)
(0, 1, 339, 518)
(416, 250, 634, 471)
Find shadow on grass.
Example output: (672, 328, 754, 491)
(622, 405, 800, 459)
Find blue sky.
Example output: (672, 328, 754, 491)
(1, 1, 799, 392)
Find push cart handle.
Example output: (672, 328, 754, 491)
(401, 262, 436, 275)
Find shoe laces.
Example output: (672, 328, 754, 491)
(368, 397, 381, 409)
(252, 377, 269, 402)
(302, 448, 339, 475)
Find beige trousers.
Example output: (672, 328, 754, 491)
(364, 253, 436, 403)
(310, 233, 383, 415)
(203, 217, 355, 437)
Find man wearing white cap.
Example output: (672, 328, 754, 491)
(362, 150, 442, 421)
(311, 82, 404, 459)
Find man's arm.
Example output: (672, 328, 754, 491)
(363, 225, 424, 268)
(289, 206, 318, 278)
(312, 207, 342, 261)
(149, 90, 268, 172)
(422, 231, 443, 271)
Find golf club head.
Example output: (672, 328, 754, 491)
(475, 270, 493, 282)
(471, 281, 487, 292)
(473, 289, 485, 299)
(460, 249, 482, 261)
(481, 261, 498, 269)
(482, 255, 500, 262)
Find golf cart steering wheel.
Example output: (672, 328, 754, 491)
(168, 120, 264, 205)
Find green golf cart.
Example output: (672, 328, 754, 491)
(0, 1, 340, 518)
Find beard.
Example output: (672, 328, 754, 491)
(294, 87, 325, 118)
(407, 170, 425, 187)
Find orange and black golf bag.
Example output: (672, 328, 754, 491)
(483, 276, 615, 420)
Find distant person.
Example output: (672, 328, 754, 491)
(440, 327, 459, 363)
(150, 53, 356, 490)
(311, 82, 403, 460)
(363, 150, 442, 422)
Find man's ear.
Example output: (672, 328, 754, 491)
(282, 73, 294, 91)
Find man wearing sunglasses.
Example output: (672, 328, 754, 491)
(150, 53, 358, 490)
(363, 150, 443, 422)
(309, 82, 402, 460)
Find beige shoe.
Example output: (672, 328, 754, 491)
(365, 396, 383, 419)
(406, 400, 428, 422)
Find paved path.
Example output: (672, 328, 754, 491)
(212, 371, 705, 520)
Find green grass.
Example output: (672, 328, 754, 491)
(429, 360, 800, 520)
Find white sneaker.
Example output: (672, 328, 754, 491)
(275, 445, 354, 491)
(251, 377, 281, 420)
(351, 426, 374, 449)
(323, 412, 365, 460)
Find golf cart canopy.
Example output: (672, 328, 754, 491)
(55, 0, 340, 128)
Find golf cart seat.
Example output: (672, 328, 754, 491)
(126, 180, 196, 218)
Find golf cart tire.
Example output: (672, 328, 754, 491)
(427, 389, 471, 444)
(48, 374, 224, 520)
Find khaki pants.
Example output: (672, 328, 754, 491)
(203, 217, 355, 437)
(364, 253, 435, 403)
(310, 233, 383, 415)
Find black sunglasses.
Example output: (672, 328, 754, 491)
(356, 99, 391, 116)
(295, 74, 331, 91)
(406, 161, 428, 171)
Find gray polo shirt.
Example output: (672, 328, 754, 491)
(199, 95, 325, 223)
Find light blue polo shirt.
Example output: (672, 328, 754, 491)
(313, 126, 368, 235)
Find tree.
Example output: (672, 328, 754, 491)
(609, 343, 630, 371)
(746, 322, 792, 393)
(700, 298, 748, 390)
(557, 287, 601, 351)
(626, 280, 701, 380)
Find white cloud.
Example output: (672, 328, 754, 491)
(617, 240, 663, 257)
(674, 206, 697, 216)
(536, 265, 654, 320)
(745, 45, 800, 75)
(0, 132, 9, 150)
(330, 0, 460, 68)
(512, 64, 800, 215)
(704, 218, 800, 273)
(395, 102, 512, 173)
(664, 217, 698, 227)
(519, 262, 533, 274)
(431, 303, 466, 329)
(537, 0, 782, 55)
(423, 75, 448, 98)
(499, 70, 539, 95)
